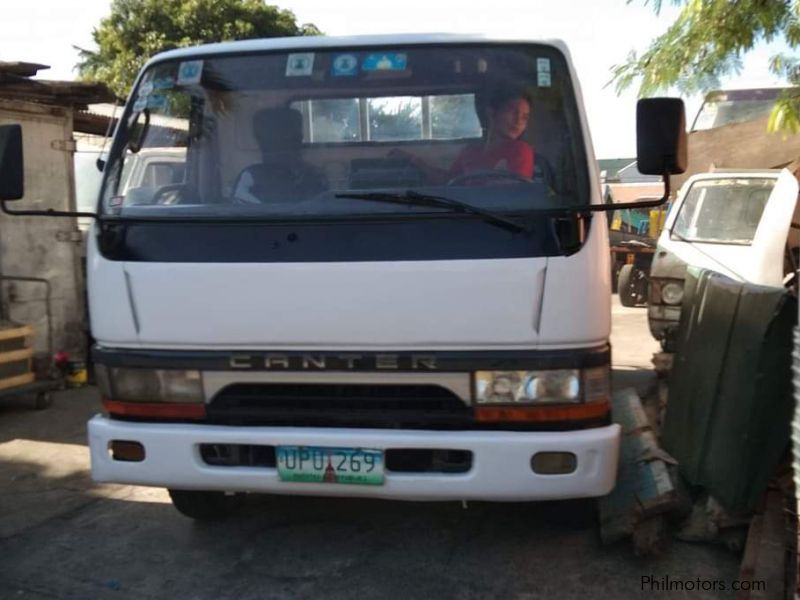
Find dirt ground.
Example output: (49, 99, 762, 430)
(0, 298, 743, 599)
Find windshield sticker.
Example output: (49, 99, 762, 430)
(362, 53, 407, 71)
(132, 96, 147, 113)
(138, 81, 154, 97)
(538, 71, 552, 88)
(177, 60, 203, 85)
(146, 94, 168, 110)
(152, 76, 175, 91)
(332, 53, 359, 77)
(537, 58, 551, 73)
(286, 53, 314, 76)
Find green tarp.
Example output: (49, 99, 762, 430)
(662, 267, 796, 512)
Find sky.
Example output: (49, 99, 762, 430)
(0, 0, 789, 158)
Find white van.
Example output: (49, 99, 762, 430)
(0, 34, 685, 519)
(649, 169, 799, 348)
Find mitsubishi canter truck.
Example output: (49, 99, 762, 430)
(0, 34, 686, 520)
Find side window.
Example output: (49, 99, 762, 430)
(290, 94, 482, 144)
(367, 97, 422, 141)
(140, 162, 185, 188)
(430, 94, 482, 139)
(305, 99, 360, 143)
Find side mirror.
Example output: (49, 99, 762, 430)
(636, 98, 687, 176)
(0, 124, 24, 201)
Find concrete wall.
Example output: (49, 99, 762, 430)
(0, 99, 87, 364)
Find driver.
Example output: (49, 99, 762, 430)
(391, 87, 534, 184)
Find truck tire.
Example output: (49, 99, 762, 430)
(618, 264, 646, 307)
(168, 489, 242, 521)
(33, 391, 53, 410)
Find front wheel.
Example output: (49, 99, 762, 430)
(168, 489, 243, 521)
(33, 391, 53, 410)
(618, 264, 647, 307)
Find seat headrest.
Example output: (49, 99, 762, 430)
(253, 107, 303, 153)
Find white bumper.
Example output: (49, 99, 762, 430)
(88, 415, 620, 501)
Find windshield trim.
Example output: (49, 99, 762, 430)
(144, 35, 571, 67)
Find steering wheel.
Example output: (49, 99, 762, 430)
(152, 183, 189, 205)
(446, 169, 533, 186)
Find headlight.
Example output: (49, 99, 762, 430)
(660, 282, 684, 305)
(96, 365, 203, 403)
(476, 369, 582, 404)
(475, 367, 609, 405)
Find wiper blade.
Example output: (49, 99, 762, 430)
(334, 190, 530, 233)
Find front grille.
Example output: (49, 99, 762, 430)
(206, 383, 472, 429)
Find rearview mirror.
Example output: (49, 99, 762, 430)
(636, 98, 687, 176)
(0, 124, 23, 201)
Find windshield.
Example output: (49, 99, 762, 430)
(671, 178, 776, 244)
(691, 89, 783, 131)
(100, 43, 588, 221)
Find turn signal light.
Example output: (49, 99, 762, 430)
(103, 398, 206, 420)
(473, 400, 609, 423)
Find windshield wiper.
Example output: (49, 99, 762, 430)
(334, 190, 530, 234)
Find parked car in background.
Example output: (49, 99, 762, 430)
(648, 169, 799, 350)
(75, 147, 186, 230)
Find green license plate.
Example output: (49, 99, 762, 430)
(276, 446, 385, 485)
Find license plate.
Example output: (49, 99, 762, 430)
(276, 446, 385, 485)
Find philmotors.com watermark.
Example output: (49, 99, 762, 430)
(641, 575, 766, 593)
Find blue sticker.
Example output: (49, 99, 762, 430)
(138, 81, 154, 97)
(332, 53, 358, 76)
(177, 60, 203, 85)
(146, 95, 168, 109)
(152, 77, 175, 90)
(362, 53, 407, 72)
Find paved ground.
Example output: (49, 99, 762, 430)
(0, 298, 741, 599)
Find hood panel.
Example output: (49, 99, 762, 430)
(108, 258, 549, 350)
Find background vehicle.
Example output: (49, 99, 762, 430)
(609, 204, 667, 306)
(649, 169, 799, 349)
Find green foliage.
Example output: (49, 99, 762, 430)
(612, 0, 800, 131)
(369, 99, 421, 141)
(77, 0, 321, 97)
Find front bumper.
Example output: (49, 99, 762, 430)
(648, 304, 682, 340)
(89, 415, 620, 501)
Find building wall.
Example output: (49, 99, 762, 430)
(0, 99, 87, 364)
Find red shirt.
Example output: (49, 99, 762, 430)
(449, 140, 535, 179)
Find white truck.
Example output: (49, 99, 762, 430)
(648, 169, 799, 349)
(0, 34, 685, 519)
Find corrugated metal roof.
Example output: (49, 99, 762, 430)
(0, 63, 116, 108)
(0, 62, 49, 78)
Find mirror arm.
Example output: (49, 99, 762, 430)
(1, 200, 99, 220)
(584, 168, 671, 213)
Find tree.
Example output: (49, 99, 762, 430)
(77, 0, 321, 97)
(369, 99, 422, 141)
(611, 0, 800, 132)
